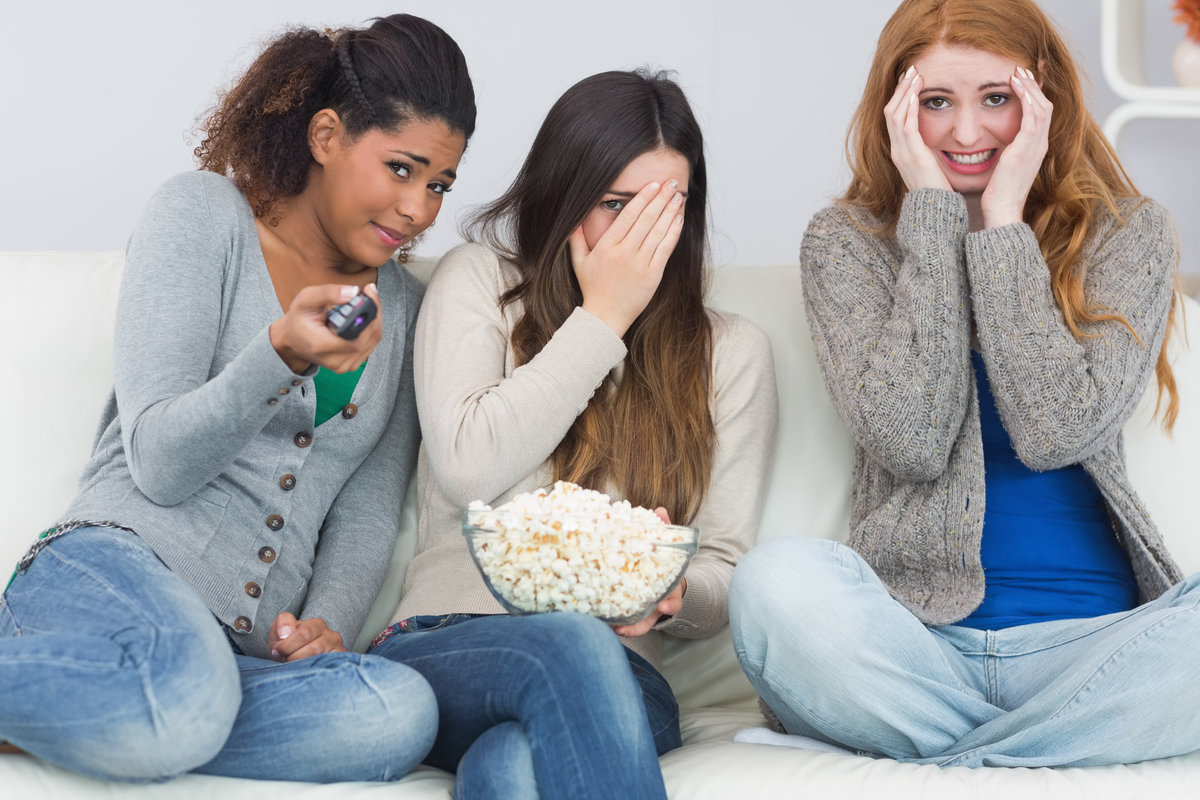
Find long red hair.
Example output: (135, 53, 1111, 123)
(843, 0, 1179, 427)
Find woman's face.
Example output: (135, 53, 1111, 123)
(315, 116, 466, 268)
(580, 147, 691, 250)
(912, 44, 1025, 196)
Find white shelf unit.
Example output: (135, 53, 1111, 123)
(1101, 0, 1200, 145)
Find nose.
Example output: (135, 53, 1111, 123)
(394, 184, 433, 228)
(950, 108, 982, 147)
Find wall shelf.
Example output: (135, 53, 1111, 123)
(1101, 0, 1200, 144)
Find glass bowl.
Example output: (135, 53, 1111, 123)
(462, 508, 699, 625)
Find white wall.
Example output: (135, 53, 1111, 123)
(2, 0, 1195, 274)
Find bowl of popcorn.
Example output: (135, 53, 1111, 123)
(463, 481, 699, 625)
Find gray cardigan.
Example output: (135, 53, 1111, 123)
(799, 188, 1183, 625)
(63, 172, 423, 658)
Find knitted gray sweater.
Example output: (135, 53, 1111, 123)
(799, 188, 1183, 624)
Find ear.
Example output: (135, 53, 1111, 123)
(308, 108, 344, 166)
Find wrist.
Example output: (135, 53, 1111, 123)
(269, 319, 312, 374)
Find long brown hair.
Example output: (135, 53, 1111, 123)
(844, 0, 1179, 427)
(195, 14, 475, 220)
(469, 70, 715, 524)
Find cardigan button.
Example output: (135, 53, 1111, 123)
(244, 582, 262, 599)
(233, 616, 253, 633)
(258, 546, 277, 564)
(341, 403, 358, 420)
(279, 474, 296, 491)
(267, 398, 278, 406)
(278, 387, 290, 396)
(266, 514, 284, 532)
(291, 378, 304, 387)
(294, 431, 312, 448)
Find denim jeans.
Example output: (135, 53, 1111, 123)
(0, 526, 437, 782)
(369, 612, 673, 800)
(730, 537, 1200, 767)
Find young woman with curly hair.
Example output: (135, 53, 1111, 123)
(0, 14, 472, 783)
(731, 0, 1198, 768)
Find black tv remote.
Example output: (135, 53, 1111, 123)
(326, 293, 378, 340)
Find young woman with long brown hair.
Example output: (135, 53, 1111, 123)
(367, 69, 777, 798)
(730, 0, 1198, 768)
(0, 14, 474, 783)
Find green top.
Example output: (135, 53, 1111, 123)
(314, 362, 366, 426)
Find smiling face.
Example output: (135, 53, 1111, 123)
(579, 147, 691, 250)
(311, 114, 466, 269)
(914, 43, 1024, 196)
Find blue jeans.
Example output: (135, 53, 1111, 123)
(730, 537, 1200, 767)
(369, 612, 673, 800)
(0, 526, 437, 782)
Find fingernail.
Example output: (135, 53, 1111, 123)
(366, 282, 377, 293)
(270, 649, 280, 659)
(648, 182, 661, 192)
(278, 626, 293, 639)
(905, 65, 915, 80)
(339, 285, 357, 300)
(672, 192, 682, 204)
(669, 179, 678, 189)
(674, 215, 684, 226)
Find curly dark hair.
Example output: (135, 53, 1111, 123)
(195, 14, 475, 219)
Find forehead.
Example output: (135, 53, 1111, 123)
(358, 118, 467, 164)
(915, 44, 1017, 86)
(610, 148, 691, 190)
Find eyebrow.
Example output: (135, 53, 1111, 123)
(607, 189, 690, 199)
(390, 150, 458, 180)
(920, 81, 1010, 95)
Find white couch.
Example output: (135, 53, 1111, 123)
(3, 250, 1199, 799)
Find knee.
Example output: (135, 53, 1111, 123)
(455, 722, 537, 800)
(310, 653, 438, 780)
(731, 538, 859, 665)
(92, 627, 241, 780)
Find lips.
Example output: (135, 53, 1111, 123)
(941, 149, 998, 174)
(372, 223, 409, 249)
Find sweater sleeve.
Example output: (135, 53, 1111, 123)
(414, 243, 628, 508)
(965, 198, 1178, 470)
(113, 173, 307, 506)
(302, 272, 424, 644)
(656, 313, 778, 639)
(799, 190, 973, 482)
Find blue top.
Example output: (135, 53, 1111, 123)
(958, 351, 1138, 630)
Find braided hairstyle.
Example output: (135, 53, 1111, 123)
(196, 14, 475, 219)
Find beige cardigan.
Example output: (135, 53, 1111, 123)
(387, 243, 779, 669)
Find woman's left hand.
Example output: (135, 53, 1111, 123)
(612, 506, 686, 638)
(981, 67, 1052, 229)
(268, 612, 347, 661)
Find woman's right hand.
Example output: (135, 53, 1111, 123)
(569, 180, 684, 337)
(269, 283, 383, 374)
(884, 66, 952, 193)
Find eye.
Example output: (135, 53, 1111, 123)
(921, 96, 950, 111)
(601, 198, 626, 212)
(983, 93, 1010, 107)
(387, 161, 411, 178)
(429, 182, 453, 195)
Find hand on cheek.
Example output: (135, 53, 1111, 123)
(884, 67, 952, 193)
(981, 67, 1052, 229)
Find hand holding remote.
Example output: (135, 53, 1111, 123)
(269, 283, 383, 374)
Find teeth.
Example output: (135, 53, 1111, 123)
(946, 150, 995, 165)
